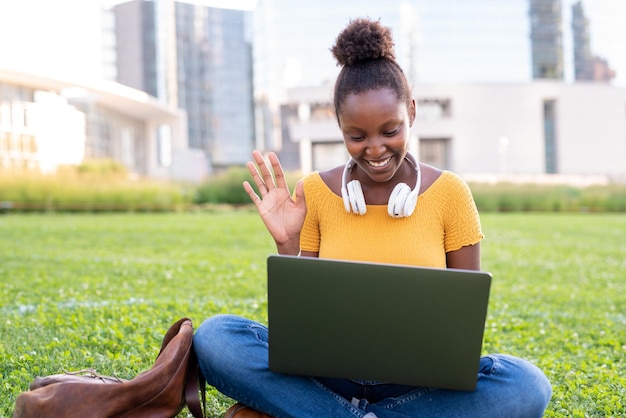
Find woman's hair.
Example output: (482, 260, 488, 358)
(331, 18, 412, 118)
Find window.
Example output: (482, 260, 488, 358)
(419, 137, 450, 170)
(543, 100, 558, 174)
(416, 98, 452, 120)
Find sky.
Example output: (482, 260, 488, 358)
(0, 0, 624, 87)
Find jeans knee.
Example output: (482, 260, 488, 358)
(524, 359, 552, 409)
(193, 314, 267, 383)
(494, 354, 552, 415)
(194, 315, 242, 369)
(195, 314, 230, 346)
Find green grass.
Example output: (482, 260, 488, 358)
(1, 212, 625, 417)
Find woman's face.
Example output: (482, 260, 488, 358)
(338, 88, 416, 184)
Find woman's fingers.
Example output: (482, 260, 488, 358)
(251, 150, 277, 191)
(267, 152, 288, 189)
(243, 180, 261, 205)
(247, 160, 268, 196)
(247, 150, 290, 195)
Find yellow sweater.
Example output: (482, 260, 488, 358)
(300, 171, 484, 268)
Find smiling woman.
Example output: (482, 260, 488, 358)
(193, 17, 552, 418)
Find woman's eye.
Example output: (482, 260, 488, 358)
(384, 129, 398, 136)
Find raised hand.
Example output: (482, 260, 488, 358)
(243, 150, 306, 255)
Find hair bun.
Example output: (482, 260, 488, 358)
(331, 18, 396, 66)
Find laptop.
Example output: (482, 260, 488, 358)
(267, 255, 492, 391)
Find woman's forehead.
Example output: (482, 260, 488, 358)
(340, 89, 406, 116)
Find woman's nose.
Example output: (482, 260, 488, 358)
(366, 135, 386, 156)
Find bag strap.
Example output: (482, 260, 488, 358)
(185, 348, 206, 418)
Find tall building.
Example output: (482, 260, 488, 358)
(529, 0, 563, 79)
(114, 0, 255, 169)
(174, 2, 254, 166)
(115, 1, 160, 97)
(571, 1, 592, 80)
(571, 1, 615, 82)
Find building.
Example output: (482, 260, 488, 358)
(571, 1, 615, 82)
(113, 0, 255, 170)
(282, 82, 626, 182)
(251, 0, 559, 169)
(529, 0, 564, 79)
(0, 68, 206, 182)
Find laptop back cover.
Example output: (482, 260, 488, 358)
(267, 255, 492, 391)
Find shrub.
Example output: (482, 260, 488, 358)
(194, 166, 302, 205)
(0, 161, 191, 212)
(194, 166, 252, 205)
(2, 162, 624, 213)
(469, 182, 625, 213)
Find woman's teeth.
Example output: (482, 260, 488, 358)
(368, 157, 391, 167)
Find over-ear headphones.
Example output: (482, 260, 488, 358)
(341, 153, 421, 218)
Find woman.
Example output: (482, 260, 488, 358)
(194, 18, 552, 417)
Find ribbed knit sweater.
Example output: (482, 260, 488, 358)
(300, 170, 484, 268)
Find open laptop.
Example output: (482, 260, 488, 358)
(267, 255, 492, 391)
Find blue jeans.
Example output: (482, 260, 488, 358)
(193, 314, 552, 417)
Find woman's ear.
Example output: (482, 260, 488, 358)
(409, 98, 416, 127)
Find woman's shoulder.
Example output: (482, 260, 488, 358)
(421, 165, 470, 190)
(418, 163, 443, 195)
(314, 165, 344, 196)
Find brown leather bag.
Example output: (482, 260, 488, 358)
(13, 318, 205, 418)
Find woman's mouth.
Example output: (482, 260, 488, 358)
(366, 156, 392, 168)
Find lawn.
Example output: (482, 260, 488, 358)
(1, 212, 624, 417)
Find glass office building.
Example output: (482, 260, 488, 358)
(530, 0, 564, 79)
(174, 3, 254, 166)
(114, 0, 254, 168)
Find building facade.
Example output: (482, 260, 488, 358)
(114, 0, 255, 170)
(282, 82, 626, 182)
(0, 68, 205, 182)
(253, 0, 621, 181)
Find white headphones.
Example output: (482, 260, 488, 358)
(341, 153, 421, 218)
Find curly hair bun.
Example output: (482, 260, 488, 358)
(331, 18, 396, 66)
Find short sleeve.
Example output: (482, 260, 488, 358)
(441, 172, 484, 252)
(299, 173, 322, 252)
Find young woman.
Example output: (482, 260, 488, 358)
(194, 18, 552, 418)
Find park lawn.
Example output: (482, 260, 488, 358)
(0, 212, 624, 417)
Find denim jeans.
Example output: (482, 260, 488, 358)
(193, 314, 552, 418)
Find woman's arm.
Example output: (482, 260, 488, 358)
(446, 243, 481, 271)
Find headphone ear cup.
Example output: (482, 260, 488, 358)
(388, 183, 411, 217)
(347, 180, 367, 215)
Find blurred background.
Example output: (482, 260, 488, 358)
(0, 0, 625, 187)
